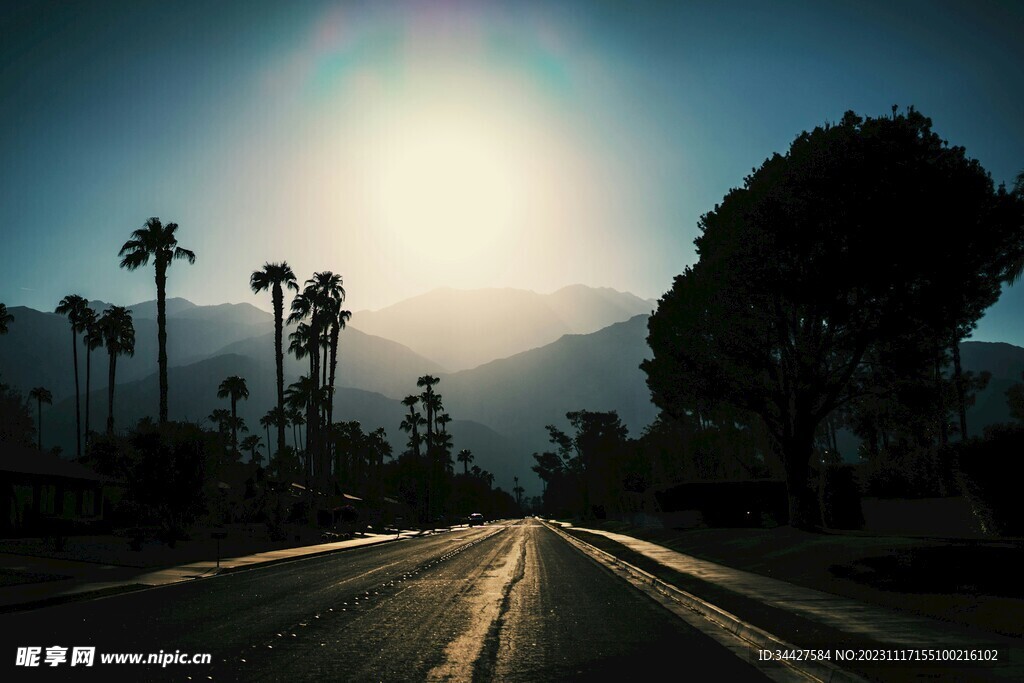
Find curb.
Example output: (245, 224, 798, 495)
(544, 521, 868, 683)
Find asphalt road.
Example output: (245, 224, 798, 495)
(0, 519, 771, 682)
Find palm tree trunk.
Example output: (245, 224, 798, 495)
(327, 323, 340, 425)
(231, 398, 238, 456)
(107, 352, 117, 435)
(71, 328, 81, 459)
(273, 286, 287, 459)
(156, 262, 169, 424)
(84, 345, 91, 448)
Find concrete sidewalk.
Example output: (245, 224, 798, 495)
(0, 529, 432, 612)
(557, 523, 1024, 682)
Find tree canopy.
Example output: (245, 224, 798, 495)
(643, 108, 1023, 528)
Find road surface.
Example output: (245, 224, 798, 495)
(0, 519, 775, 681)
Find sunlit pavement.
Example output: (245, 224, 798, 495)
(4, 520, 1023, 681)
(552, 521, 1024, 682)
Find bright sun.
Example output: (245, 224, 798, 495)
(367, 107, 527, 263)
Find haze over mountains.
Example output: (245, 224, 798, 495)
(4, 285, 1023, 495)
(349, 285, 656, 371)
(0, 286, 658, 493)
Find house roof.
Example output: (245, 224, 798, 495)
(0, 443, 111, 482)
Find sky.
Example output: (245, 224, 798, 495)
(2, 0, 1023, 343)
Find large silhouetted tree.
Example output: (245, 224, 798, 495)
(644, 109, 1022, 529)
(119, 218, 195, 424)
(56, 294, 90, 458)
(250, 262, 299, 458)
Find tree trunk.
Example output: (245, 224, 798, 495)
(782, 426, 819, 529)
(71, 328, 81, 459)
(107, 353, 117, 435)
(327, 323, 339, 426)
(156, 263, 168, 424)
(85, 346, 91, 448)
(952, 337, 968, 440)
(231, 398, 238, 456)
(935, 352, 948, 447)
(273, 286, 287, 460)
(36, 399, 42, 452)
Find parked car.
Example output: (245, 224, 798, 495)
(468, 513, 484, 526)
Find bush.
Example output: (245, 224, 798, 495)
(953, 424, 1024, 536)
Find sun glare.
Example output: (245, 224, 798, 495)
(367, 106, 527, 263)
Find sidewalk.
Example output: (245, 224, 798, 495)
(555, 522, 1024, 682)
(0, 529, 429, 612)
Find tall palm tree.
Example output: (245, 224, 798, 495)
(241, 434, 264, 466)
(0, 303, 12, 334)
(287, 408, 304, 451)
(457, 448, 474, 475)
(326, 305, 352, 427)
(118, 217, 195, 424)
(289, 272, 345, 486)
(28, 386, 52, 451)
(259, 409, 275, 455)
(417, 375, 440, 457)
(250, 262, 298, 457)
(98, 306, 135, 435)
(80, 306, 101, 447)
(286, 376, 317, 481)
(55, 294, 89, 458)
(217, 376, 249, 456)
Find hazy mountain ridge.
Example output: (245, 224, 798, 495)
(438, 314, 659, 451)
(350, 285, 654, 371)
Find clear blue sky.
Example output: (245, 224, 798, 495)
(2, 1, 1022, 344)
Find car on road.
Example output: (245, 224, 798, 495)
(468, 513, 484, 526)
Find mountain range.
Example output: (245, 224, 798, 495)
(3, 285, 1023, 496)
(0, 286, 659, 494)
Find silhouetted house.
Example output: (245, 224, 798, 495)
(0, 444, 113, 535)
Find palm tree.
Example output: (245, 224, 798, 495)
(289, 272, 346, 486)
(513, 476, 524, 508)
(400, 395, 424, 459)
(98, 306, 135, 435)
(28, 386, 52, 451)
(55, 294, 89, 458)
(118, 217, 195, 424)
(287, 408, 304, 451)
(0, 303, 12, 334)
(326, 305, 352, 426)
(217, 376, 249, 456)
(259, 409, 275, 455)
(250, 262, 298, 457)
(286, 376, 318, 480)
(457, 448, 474, 475)
(241, 435, 264, 466)
(417, 375, 440, 456)
(208, 408, 231, 439)
(80, 306, 101, 447)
